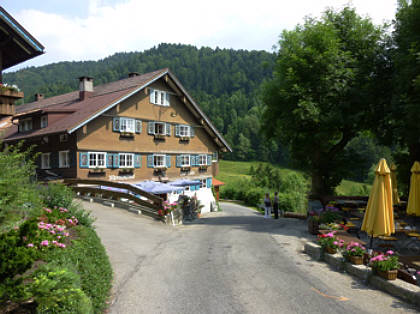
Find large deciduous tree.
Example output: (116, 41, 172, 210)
(262, 7, 386, 196)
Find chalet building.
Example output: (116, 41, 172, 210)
(0, 69, 232, 202)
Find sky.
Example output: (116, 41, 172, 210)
(3, 0, 398, 72)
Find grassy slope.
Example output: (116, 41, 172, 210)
(216, 160, 371, 196)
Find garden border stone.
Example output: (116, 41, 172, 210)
(304, 241, 420, 307)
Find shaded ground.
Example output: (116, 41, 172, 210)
(82, 201, 419, 314)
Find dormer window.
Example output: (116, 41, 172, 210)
(19, 118, 33, 132)
(41, 115, 48, 128)
(150, 89, 170, 106)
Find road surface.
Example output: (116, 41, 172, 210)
(82, 201, 418, 314)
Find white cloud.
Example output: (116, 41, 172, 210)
(11, 0, 398, 70)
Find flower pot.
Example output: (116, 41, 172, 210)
(325, 246, 337, 254)
(349, 255, 363, 265)
(377, 269, 398, 280)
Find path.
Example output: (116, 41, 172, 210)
(82, 201, 419, 314)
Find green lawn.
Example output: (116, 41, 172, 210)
(216, 160, 371, 196)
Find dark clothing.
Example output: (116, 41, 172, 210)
(273, 196, 279, 219)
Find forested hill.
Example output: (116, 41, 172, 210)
(4, 43, 284, 162)
(4, 43, 275, 102)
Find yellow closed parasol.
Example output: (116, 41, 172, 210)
(407, 161, 420, 216)
(361, 159, 394, 247)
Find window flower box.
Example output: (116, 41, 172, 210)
(154, 134, 166, 140)
(89, 168, 105, 173)
(119, 168, 134, 174)
(179, 136, 190, 142)
(120, 132, 134, 138)
(199, 165, 208, 170)
(0, 85, 23, 98)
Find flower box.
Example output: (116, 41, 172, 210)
(179, 136, 190, 141)
(0, 89, 24, 98)
(349, 255, 363, 265)
(120, 132, 134, 138)
(154, 134, 166, 140)
(325, 246, 337, 254)
(377, 269, 398, 280)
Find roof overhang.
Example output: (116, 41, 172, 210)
(0, 6, 44, 70)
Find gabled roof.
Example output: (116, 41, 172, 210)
(2, 68, 232, 152)
(0, 6, 44, 69)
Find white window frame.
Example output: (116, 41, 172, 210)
(153, 154, 166, 168)
(59, 150, 70, 168)
(41, 153, 51, 169)
(180, 155, 190, 167)
(120, 117, 135, 133)
(88, 152, 106, 168)
(20, 118, 33, 132)
(198, 154, 207, 166)
(179, 125, 190, 137)
(154, 122, 165, 135)
(41, 115, 48, 128)
(119, 153, 134, 168)
(151, 89, 170, 106)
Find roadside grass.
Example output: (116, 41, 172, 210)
(217, 160, 371, 196)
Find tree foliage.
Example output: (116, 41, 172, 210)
(262, 7, 387, 195)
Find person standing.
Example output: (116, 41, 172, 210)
(273, 192, 279, 219)
(264, 193, 272, 218)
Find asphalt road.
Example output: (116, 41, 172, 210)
(82, 201, 419, 314)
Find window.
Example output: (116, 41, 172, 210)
(180, 155, 190, 167)
(198, 154, 207, 166)
(150, 89, 170, 106)
(179, 125, 190, 137)
(19, 118, 33, 132)
(200, 178, 207, 188)
(60, 134, 68, 142)
(154, 154, 165, 168)
(119, 153, 134, 168)
(120, 117, 135, 133)
(41, 116, 48, 128)
(88, 152, 106, 168)
(212, 151, 218, 162)
(59, 151, 70, 168)
(41, 153, 51, 169)
(154, 122, 165, 135)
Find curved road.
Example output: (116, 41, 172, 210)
(82, 201, 418, 314)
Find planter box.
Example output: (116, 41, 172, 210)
(284, 212, 307, 219)
(377, 269, 398, 280)
(0, 89, 24, 98)
(325, 246, 337, 254)
(349, 255, 363, 265)
(154, 134, 166, 140)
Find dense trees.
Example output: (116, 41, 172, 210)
(262, 7, 387, 195)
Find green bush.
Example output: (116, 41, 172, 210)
(44, 226, 112, 313)
(243, 187, 265, 207)
(27, 265, 92, 314)
(66, 203, 95, 227)
(39, 183, 74, 209)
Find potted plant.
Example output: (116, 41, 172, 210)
(343, 241, 366, 265)
(369, 250, 400, 280)
(317, 231, 343, 254)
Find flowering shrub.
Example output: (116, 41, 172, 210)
(0, 83, 20, 93)
(369, 250, 399, 272)
(317, 232, 344, 249)
(343, 241, 366, 257)
(158, 201, 177, 216)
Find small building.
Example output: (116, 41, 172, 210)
(0, 69, 232, 212)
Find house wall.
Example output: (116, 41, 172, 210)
(76, 78, 219, 181)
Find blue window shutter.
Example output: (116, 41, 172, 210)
(165, 123, 171, 136)
(175, 125, 180, 137)
(176, 155, 181, 168)
(190, 155, 195, 166)
(113, 117, 120, 132)
(106, 154, 113, 168)
(165, 155, 171, 168)
(148, 121, 155, 134)
(207, 178, 212, 188)
(134, 154, 141, 168)
(150, 89, 155, 103)
(147, 154, 154, 168)
(207, 154, 212, 165)
(191, 185, 195, 191)
(113, 153, 119, 168)
(190, 126, 195, 137)
(165, 93, 170, 106)
(79, 152, 88, 168)
(135, 120, 142, 133)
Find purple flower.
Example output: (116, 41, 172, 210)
(386, 250, 394, 255)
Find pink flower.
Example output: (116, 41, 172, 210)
(58, 243, 66, 248)
(57, 236, 61, 239)
(44, 207, 52, 214)
(386, 250, 394, 255)
(40, 240, 49, 246)
(27, 243, 34, 248)
(333, 241, 338, 245)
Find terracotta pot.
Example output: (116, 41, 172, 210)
(325, 246, 337, 254)
(349, 255, 363, 265)
(377, 269, 398, 280)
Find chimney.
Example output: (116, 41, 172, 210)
(78, 76, 94, 101)
(128, 72, 140, 78)
(35, 93, 44, 101)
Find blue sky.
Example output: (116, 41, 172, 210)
(3, 0, 398, 72)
